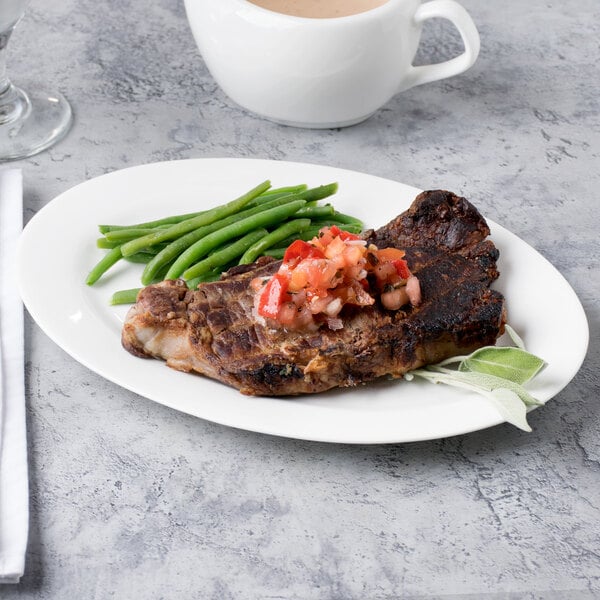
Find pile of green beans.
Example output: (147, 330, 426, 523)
(85, 180, 363, 305)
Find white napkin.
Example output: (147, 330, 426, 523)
(0, 169, 28, 584)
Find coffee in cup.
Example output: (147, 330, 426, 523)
(246, 0, 390, 18)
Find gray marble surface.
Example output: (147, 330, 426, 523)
(3, 0, 599, 598)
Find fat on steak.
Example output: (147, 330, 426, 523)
(122, 190, 506, 395)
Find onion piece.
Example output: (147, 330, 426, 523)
(406, 275, 421, 306)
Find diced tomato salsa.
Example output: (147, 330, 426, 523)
(253, 226, 421, 330)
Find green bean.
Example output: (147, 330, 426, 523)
(142, 229, 205, 285)
(104, 225, 171, 243)
(181, 229, 268, 280)
(262, 247, 286, 259)
(174, 200, 306, 280)
(293, 204, 335, 219)
(185, 269, 223, 289)
(142, 194, 306, 285)
(124, 251, 161, 265)
(120, 180, 271, 257)
(245, 191, 296, 209)
(297, 183, 338, 202)
(253, 184, 307, 200)
(310, 220, 363, 234)
(331, 211, 364, 227)
(99, 212, 207, 234)
(245, 183, 336, 210)
(97, 237, 119, 249)
(263, 184, 307, 196)
(238, 218, 311, 265)
(86, 246, 123, 286)
(97, 238, 174, 252)
(270, 227, 320, 250)
(110, 288, 141, 305)
(287, 225, 322, 239)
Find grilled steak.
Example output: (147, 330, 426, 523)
(122, 190, 506, 395)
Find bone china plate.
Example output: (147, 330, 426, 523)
(17, 159, 589, 444)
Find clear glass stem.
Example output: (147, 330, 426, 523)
(0, 27, 28, 126)
(0, 29, 12, 92)
(0, 5, 72, 161)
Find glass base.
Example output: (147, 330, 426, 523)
(0, 85, 72, 161)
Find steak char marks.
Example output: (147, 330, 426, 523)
(122, 190, 506, 395)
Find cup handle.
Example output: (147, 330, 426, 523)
(403, 0, 480, 91)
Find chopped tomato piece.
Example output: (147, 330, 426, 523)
(392, 258, 411, 279)
(373, 261, 397, 280)
(289, 264, 311, 291)
(283, 239, 325, 265)
(374, 247, 411, 279)
(376, 247, 406, 262)
(258, 273, 289, 319)
(342, 244, 364, 267)
(289, 259, 339, 292)
(329, 225, 360, 241)
(324, 236, 346, 259)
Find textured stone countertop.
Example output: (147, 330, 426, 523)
(3, 0, 599, 598)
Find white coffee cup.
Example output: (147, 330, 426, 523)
(184, 0, 480, 128)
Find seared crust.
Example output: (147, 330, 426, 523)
(367, 189, 492, 253)
(121, 190, 506, 396)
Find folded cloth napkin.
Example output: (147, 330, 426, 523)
(0, 169, 28, 584)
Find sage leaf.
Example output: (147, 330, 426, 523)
(458, 346, 545, 385)
(505, 324, 525, 350)
(484, 388, 532, 432)
(427, 367, 544, 407)
(405, 325, 546, 433)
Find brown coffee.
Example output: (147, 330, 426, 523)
(246, 0, 389, 18)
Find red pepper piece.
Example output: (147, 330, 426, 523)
(258, 273, 289, 319)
